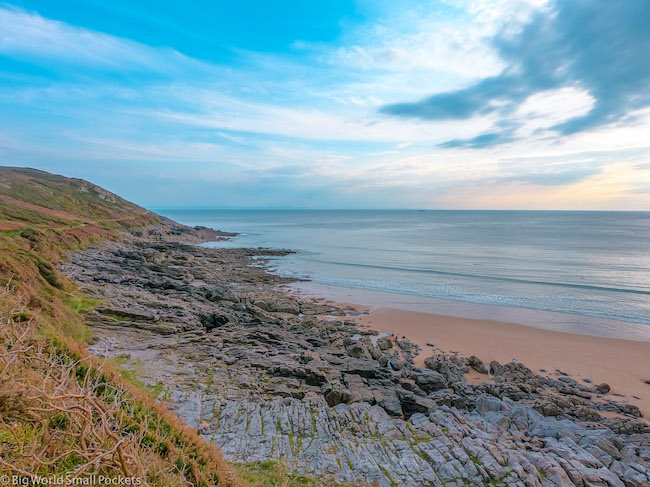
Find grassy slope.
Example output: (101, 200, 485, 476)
(0, 167, 238, 485)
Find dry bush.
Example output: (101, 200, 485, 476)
(0, 302, 240, 486)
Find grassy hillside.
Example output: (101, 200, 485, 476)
(0, 167, 238, 485)
(0, 166, 158, 231)
(0, 167, 161, 340)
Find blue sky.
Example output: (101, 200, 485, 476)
(1, 0, 649, 209)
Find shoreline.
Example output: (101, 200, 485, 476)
(289, 280, 650, 341)
(58, 229, 650, 485)
(289, 283, 650, 418)
(356, 307, 650, 418)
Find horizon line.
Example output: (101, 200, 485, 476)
(151, 207, 650, 212)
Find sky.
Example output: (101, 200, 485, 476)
(1, 0, 650, 210)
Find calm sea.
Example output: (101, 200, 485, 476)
(159, 210, 650, 335)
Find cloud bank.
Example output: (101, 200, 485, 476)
(381, 0, 650, 148)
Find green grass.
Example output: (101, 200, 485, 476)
(99, 310, 135, 322)
(234, 461, 315, 487)
(108, 356, 147, 392)
(65, 293, 104, 313)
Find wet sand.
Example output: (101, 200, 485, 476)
(354, 307, 650, 418)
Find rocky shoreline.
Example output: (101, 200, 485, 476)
(59, 225, 650, 487)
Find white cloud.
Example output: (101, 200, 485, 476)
(0, 5, 201, 73)
(151, 87, 498, 143)
(513, 86, 596, 136)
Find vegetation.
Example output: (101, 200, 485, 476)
(0, 316, 236, 485)
(0, 167, 238, 485)
(233, 461, 354, 487)
(0, 167, 158, 230)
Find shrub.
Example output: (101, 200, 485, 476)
(36, 260, 61, 288)
(19, 227, 39, 242)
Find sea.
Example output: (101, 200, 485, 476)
(158, 209, 650, 340)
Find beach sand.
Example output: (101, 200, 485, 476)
(351, 307, 650, 419)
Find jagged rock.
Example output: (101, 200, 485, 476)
(489, 360, 504, 375)
(322, 382, 351, 406)
(396, 389, 435, 418)
(361, 337, 382, 360)
(377, 336, 393, 350)
(466, 355, 486, 373)
(199, 312, 230, 330)
(388, 354, 403, 371)
(370, 386, 403, 417)
(533, 398, 565, 417)
(424, 354, 466, 389)
(429, 390, 473, 409)
(413, 368, 447, 392)
(345, 342, 365, 358)
(343, 374, 375, 403)
(378, 353, 390, 367)
(618, 403, 642, 417)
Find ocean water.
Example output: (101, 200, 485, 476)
(159, 209, 650, 332)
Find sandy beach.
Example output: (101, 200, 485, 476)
(353, 306, 650, 418)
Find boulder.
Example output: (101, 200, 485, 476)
(388, 355, 403, 371)
(371, 387, 403, 417)
(321, 382, 352, 407)
(199, 312, 229, 331)
(466, 355, 486, 373)
(596, 383, 611, 394)
(424, 354, 467, 388)
(377, 336, 393, 350)
(412, 368, 447, 393)
(346, 342, 366, 358)
(342, 358, 382, 379)
(397, 389, 435, 418)
(489, 360, 503, 375)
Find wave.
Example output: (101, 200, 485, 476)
(308, 258, 650, 296)
(300, 275, 650, 326)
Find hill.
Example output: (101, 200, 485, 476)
(0, 166, 159, 232)
(0, 167, 238, 486)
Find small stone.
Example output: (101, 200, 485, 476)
(596, 383, 611, 394)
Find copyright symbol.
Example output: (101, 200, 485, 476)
(0, 475, 10, 485)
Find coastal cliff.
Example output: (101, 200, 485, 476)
(1, 167, 649, 487)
